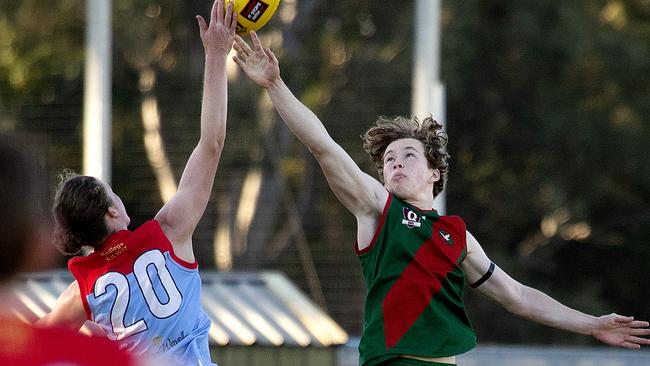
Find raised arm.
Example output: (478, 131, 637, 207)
(233, 31, 387, 220)
(462, 231, 650, 349)
(155, 0, 237, 261)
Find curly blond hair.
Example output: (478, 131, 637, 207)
(361, 115, 449, 197)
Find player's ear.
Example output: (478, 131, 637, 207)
(429, 168, 440, 184)
(107, 207, 120, 218)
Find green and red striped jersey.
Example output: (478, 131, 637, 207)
(356, 194, 476, 366)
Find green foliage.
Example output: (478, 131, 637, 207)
(0, 0, 84, 96)
(1, 0, 648, 345)
(442, 0, 650, 344)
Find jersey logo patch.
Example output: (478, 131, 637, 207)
(401, 208, 421, 228)
(438, 229, 453, 246)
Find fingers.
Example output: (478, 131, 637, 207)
(627, 335, 650, 344)
(232, 54, 243, 67)
(630, 320, 650, 328)
(234, 35, 254, 56)
(229, 7, 238, 33)
(233, 39, 244, 57)
(622, 334, 650, 349)
(213, 0, 223, 25)
(224, 0, 234, 30)
(621, 341, 641, 350)
(614, 314, 634, 323)
(196, 15, 207, 34)
(250, 30, 264, 51)
(265, 48, 278, 64)
(224, 0, 232, 27)
(631, 327, 650, 336)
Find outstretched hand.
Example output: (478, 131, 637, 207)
(196, 0, 237, 56)
(233, 31, 280, 88)
(592, 313, 650, 349)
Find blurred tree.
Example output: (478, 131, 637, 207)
(0, 0, 85, 171)
(0, 0, 647, 345)
(441, 0, 650, 345)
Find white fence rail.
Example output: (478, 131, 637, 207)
(337, 340, 650, 366)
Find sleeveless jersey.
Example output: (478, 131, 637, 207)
(355, 194, 476, 366)
(68, 220, 215, 365)
(0, 318, 136, 366)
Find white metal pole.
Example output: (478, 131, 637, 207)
(83, 0, 112, 183)
(412, 0, 446, 214)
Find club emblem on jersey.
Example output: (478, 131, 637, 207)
(401, 208, 422, 228)
(438, 229, 453, 246)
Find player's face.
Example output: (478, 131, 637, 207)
(382, 138, 439, 199)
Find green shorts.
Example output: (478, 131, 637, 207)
(379, 357, 456, 366)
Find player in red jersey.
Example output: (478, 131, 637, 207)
(0, 135, 139, 366)
(233, 31, 650, 366)
(37, 1, 236, 364)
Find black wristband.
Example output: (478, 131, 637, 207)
(470, 262, 495, 288)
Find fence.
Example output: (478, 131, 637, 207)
(336, 339, 650, 366)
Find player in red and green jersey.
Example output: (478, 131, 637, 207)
(356, 195, 475, 365)
(233, 32, 650, 366)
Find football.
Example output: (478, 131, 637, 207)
(227, 0, 281, 35)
